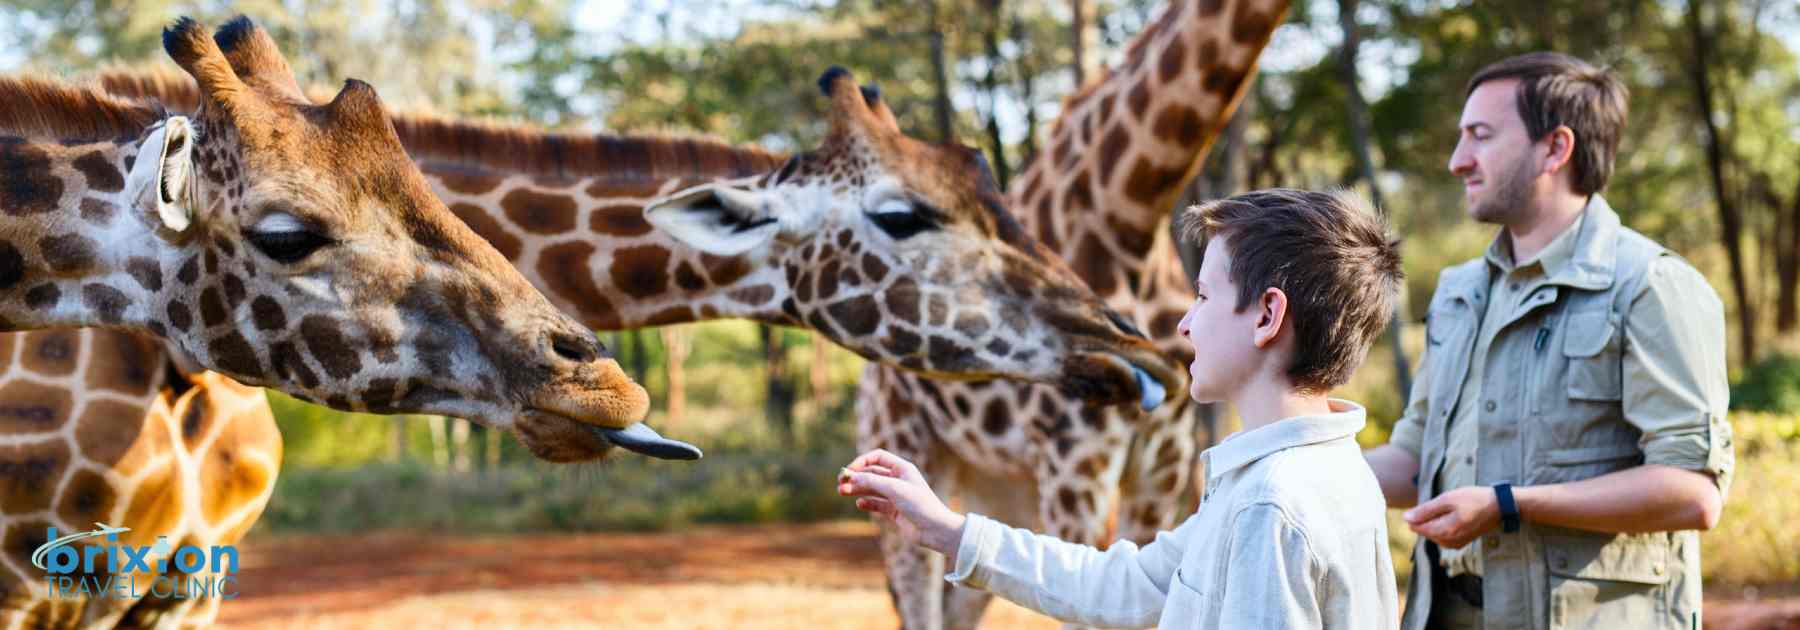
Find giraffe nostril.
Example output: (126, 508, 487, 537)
(551, 332, 600, 364)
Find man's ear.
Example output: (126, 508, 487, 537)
(1252, 287, 1289, 349)
(125, 116, 197, 232)
(1541, 125, 1576, 177)
(644, 182, 782, 257)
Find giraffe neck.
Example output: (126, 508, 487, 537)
(1017, 0, 1287, 302)
(0, 135, 183, 335)
(416, 155, 797, 332)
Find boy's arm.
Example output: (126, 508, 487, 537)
(1216, 502, 1324, 628)
(945, 510, 1203, 629)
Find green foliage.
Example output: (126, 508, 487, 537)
(1731, 354, 1800, 414)
(1703, 412, 1800, 586)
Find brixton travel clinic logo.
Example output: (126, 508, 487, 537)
(31, 523, 239, 600)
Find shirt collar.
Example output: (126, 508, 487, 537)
(1203, 399, 1367, 487)
(1484, 201, 1587, 277)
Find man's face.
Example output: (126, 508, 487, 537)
(1449, 78, 1541, 225)
(1176, 237, 1264, 403)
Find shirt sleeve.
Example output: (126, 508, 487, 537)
(1214, 502, 1325, 629)
(945, 511, 1198, 628)
(1621, 256, 1734, 496)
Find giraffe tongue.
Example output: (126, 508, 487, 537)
(1132, 365, 1166, 412)
(596, 423, 703, 460)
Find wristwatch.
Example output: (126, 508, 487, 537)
(1494, 482, 1521, 533)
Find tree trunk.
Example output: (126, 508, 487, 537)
(428, 415, 448, 469)
(1336, 0, 1413, 400)
(1777, 166, 1800, 332)
(926, 0, 955, 144)
(1686, 0, 1758, 364)
(389, 416, 407, 462)
(982, 0, 1012, 189)
(450, 418, 470, 473)
(1012, 13, 1039, 163)
(484, 424, 500, 471)
(811, 332, 831, 413)
(761, 325, 796, 445)
(661, 326, 691, 424)
(1069, 0, 1088, 86)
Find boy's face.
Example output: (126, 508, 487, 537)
(1176, 237, 1266, 403)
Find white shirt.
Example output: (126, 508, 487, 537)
(945, 400, 1398, 629)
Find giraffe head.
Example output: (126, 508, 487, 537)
(104, 17, 683, 461)
(647, 68, 1183, 409)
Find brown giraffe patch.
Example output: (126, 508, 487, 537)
(81, 283, 129, 324)
(448, 202, 522, 261)
(0, 439, 70, 513)
(166, 301, 193, 332)
(56, 468, 117, 525)
(701, 254, 751, 286)
(1127, 81, 1152, 120)
(176, 254, 199, 284)
(38, 233, 98, 273)
(208, 331, 264, 378)
(23, 283, 58, 310)
(981, 398, 1009, 436)
(0, 242, 21, 291)
(126, 257, 163, 292)
(537, 242, 617, 326)
(223, 272, 247, 308)
(590, 205, 655, 237)
(815, 260, 841, 300)
(882, 327, 921, 356)
(1096, 126, 1132, 185)
(78, 197, 116, 224)
(1232, 8, 1275, 44)
(885, 278, 921, 325)
(860, 253, 889, 284)
(90, 331, 158, 395)
(1199, 0, 1225, 16)
(727, 284, 775, 305)
(953, 312, 991, 338)
(673, 261, 705, 292)
(0, 380, 72, 433)
(1204, 67, 1247, 95)
(270, 341, 320, 390)
(204, 246, 218, 274)
(985, 337, 1011, 356)
(643, 305, 695, 327)
(435, 170, 504, 195)
(299, 315, 360, 380)
(500, 188, 578, 235)
(1158, 36, 1187, 83)
(71, 150, 123, 192)
(925, 292, 950, 327)
(610, 244, 671, 300)
(1152, 105, 1206, 148)
(1196, 38, 1220, 72)
(1151, 310, 1183, 340)
(1074, 233, 1118, 296)
(74, 397, 159, 470)
(250, 295, 285, 330)
(1106, 213, 1155, 256)
(1123, 156, 1189, 207)
(825, 295, 880, 337)
(199, 286, 228, 327)
(19, 329, 77, 377)
(0, 139, 63, 216)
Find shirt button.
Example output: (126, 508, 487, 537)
(1484, 400, 1497, 413)
(1465, 455, 1474, 465)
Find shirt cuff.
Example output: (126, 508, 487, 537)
(1641, 414, 1735, 495)
(944, 512, 1001, 588)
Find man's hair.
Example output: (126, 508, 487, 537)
(1178, 189, 1403, 394)
(1466, 52, 1629, 195)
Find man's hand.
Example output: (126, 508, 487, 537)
(838, 449, 967, 560)
(1404, 485, 1500, 549)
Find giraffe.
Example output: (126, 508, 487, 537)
(0, 328, 277, 629)
(0, 16, 685, 466)
(853, 1, 1290, 627)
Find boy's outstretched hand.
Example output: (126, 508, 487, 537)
(838, 449, 967, 562)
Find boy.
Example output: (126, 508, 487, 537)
(839, 188, 1403, 628)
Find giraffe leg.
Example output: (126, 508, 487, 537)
(1113, 405, 1202, 547)
(858, 365, 950, 630)
(940, 459, 1040, 630)
(1033, 432, 1131, 630)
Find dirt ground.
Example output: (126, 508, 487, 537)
(215, 521, 1799, 630)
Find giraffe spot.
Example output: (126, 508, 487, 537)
(199, 287, 228, 328)
(57, 469, 118, 525)
(926, 292, 950, 328)
(300, 315, 361, 380)
(365, 377, 399, 413)
(82, 284, 130, 325)
(436, 171, 503, 195)
(0, 380, 71, 433)
(1152, 105, 1206, 149)
(20, 330, 77, 376)
(728, 284, 775, 305)
(1196, 38, 1220, 72)
(368, 327, 400, 363)
(1057, 487, 1081, 514)
(208, 331, 263, 379)
(1035, 196, 1061, 252)
(121, 258, 162, 294)
(1127, 81, 1151, 120)
(0, 439, 70, 513)
(200, 430, 273, 526)
(1231, 9, 1275, 44)
(610, 245, 670, 300)
(3, 519, 52, 587)
(985, 337, 1011, 357)
(825, 295, 880, 337)
(0, 241, 23, 291)
(1106, 213, 1155, 257)
(79, 198, 116, 224)
(1074, 234, 1117, 296)
(1158, 36, 1186, 83)
(534, 242, 613, 321)
(205, 246, 220, 275)
(1204, 67, 1247, 95)
(270, 341, 320, 390)
(794, 269, 815, 303)
(1124, 156, 1189, 208)
(926, 335, 976, 371)
(882, 326, 921, 356)
(447, 202, 521, 261)
(223, 273, 247, 308)
(1198, 0, 1224, 15)
(250, 295, 286, 331)
(589, 204, 655, 238)
(166, 301, 193, 333)
(176, 254, 199, 285)
(954, 312, 991, 338)
(75, 397, 156, 470)
(0, 139, 63, 216)
(701, 254, 751, 286)
(860, 254, 888, 284)
(23, 283, 58, 310)
(815, 261, 841, 300)
(216, 236, 236, 259)
(1152, 310, 1183, 340)
(1096, 127, 1131, 185)
(981, 398, 1009, 435)
(674, 261, 705, 292)
(72, 150, 123, 192)
(643, 305, 695, 327)
(501, 188, 577, 235)
(39, 233, 98, 273)
(885, 278, 921, 326)
(1080, 406, 1110, 430)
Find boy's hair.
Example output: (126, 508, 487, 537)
(1465, 52, 1629, 195)
(1178, 188, 1402, 394)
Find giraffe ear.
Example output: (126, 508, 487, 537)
(644, 183, 782, 257)
(125, 116, 197, 232)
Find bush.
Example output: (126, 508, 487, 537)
(1731, 354, 1800, 414)
(1703, 411, 1800, 586)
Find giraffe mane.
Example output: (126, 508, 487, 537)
(89, 66, 788, 182)
(0, 72, 169, 142)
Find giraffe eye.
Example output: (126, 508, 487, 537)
(867, 202, 940, 240)
(246, 229, 333, 264)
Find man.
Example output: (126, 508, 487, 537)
(1363, 52, 1734, 630)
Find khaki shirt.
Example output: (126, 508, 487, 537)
(1388, 196, 1733, 630)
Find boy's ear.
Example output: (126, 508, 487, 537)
(1252, 287, 1288, 349)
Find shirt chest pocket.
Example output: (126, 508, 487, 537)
(1561, 308, 1623, 401)
(1160, 567, 1209, 626)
